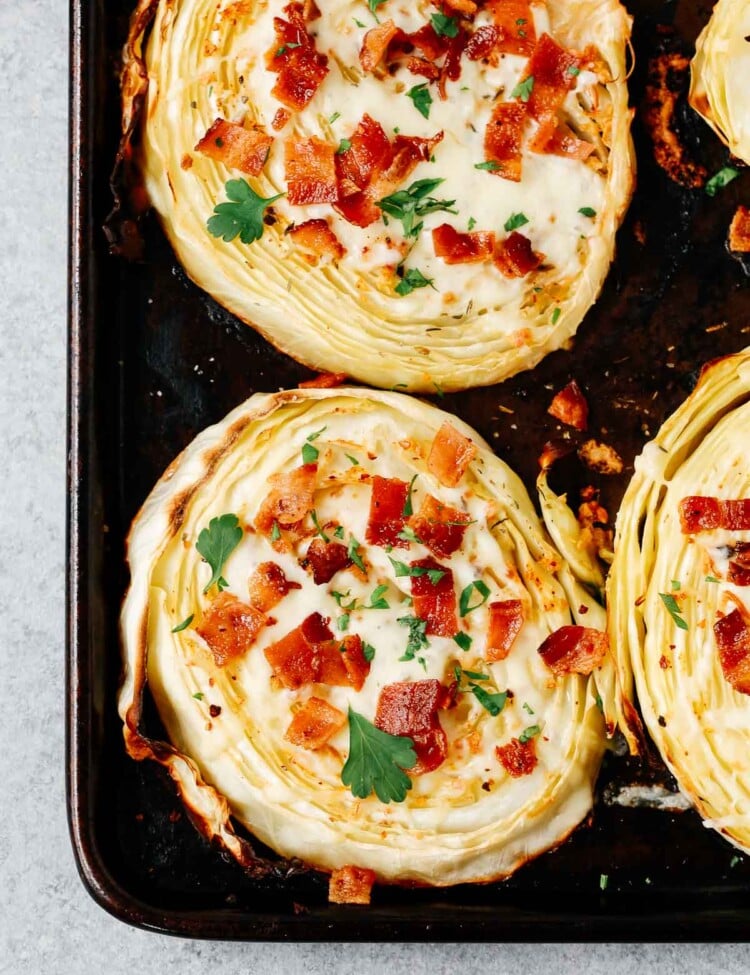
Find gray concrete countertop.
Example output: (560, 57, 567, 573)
(1, 0, 749, 970)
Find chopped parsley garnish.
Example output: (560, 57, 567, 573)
(402, 474, 418, 517)
(196, 513, 243, 593)
(363, 642, 376, 662)
(270, 520, 281, 542)
(378, 178, 457, 238)
(192, 692, 204, 701)
(397, 526, 423, 545)
(705, 166, 739, 197)
(474, 161, 501, 171)
(511, 75, 535, 102)
(310, 510, 330, 542)
(329, 111, 341, 124)
(462, 669, 489, 681)
(671, 579, 681, 591)
(579, 206, 597, 218)
(519, 723, 542, 743)
(431, 11, 459, 37)
(341, 707, 417, 803)
(406, 83, 433, 120)
(364, 584, 390, 609)
(470, 684, 508, 716)
(567, 65, 580, 76)
(348, 535, 367, 572)
(453, 632, 473, 651)
(333, 525, 345, 539)
(432, 381, 445, 399)
(504, 212, 529, 232)
(389, 557, 445, 585)
(367, 0, 389, 21)
(338, 614, 351, 631)
(207, 179, 284, 245)
(595, 693, 604, 713)
(336, 138, 352, 155)
(172, 614, 194, 633)
(302, 441, 319, 463)
(459, 579, 491, 616)
(345, 453, 360, 466)
(523, 702, 535, 715)
(468, 216, 477, 231)
(331, 590, 357, 609)
(659, 592, 688, 630)
(395, 267, 435, 296)
(397, 615, 429, 661)
(354, 17, 366, 27)
(515, 17, 526, 24)
(551, 307, 561, 325)
(706, 575, 720, 584)
(599, 873, 609, 891)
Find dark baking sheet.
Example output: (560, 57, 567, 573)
(68, 0, 750, 940)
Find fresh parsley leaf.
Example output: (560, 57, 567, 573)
(306, 425, 326, 442)
(431, 11, 459, 36)
(367, 0, 388, 21)
(523, 702, 535, 714)
(171, 614, 194, 633)
(341, 708, 416, 803)
(551, 307, 561, 325)
(345, 453, 360, 466)
(594, 693, 604, 713)
(364, 584, 390, 609)
(468, 216, 477, 231)
(196, 513, 243, 593)
(348, 536, 367, 572)
(402, 474, 418, 517)
(705, 166, 740, 197)
(453, 631, 473, 651)
(519, 723, 541, 743)
(378, 178, 457, 239)
(567, 65, 580, 76)
(459, 579, 490, 616)
(671, 579, 681, 591)
(474, 161, 501, 171)
(397, 526, 423, 544)
(310, 509, 330, 542)
(470, 684, 508, 716)
(504, 212, 529, 232)
(301, 441, 319, 463)
(207, 179, 284, 245)
(271, 520, 281, 542)
(336, 138, 352, 154)
(515, 17, 526, 24)
(388, 557, 445, 584)
(192, 692, 204, 700)
(659, 592, 688, 630)
(407, 83, 433, 120)
(511, 75, 534, 102)
(599, 873, 609, 891)
(397, 615, 429, 661)
(395, 268, 434, 296)
(338, 614, 350, 631)
(354, 16, 366, 27)
(462, 669, 489, 681)
(363, 642, 376, 662)
(579, 206, 597, 217)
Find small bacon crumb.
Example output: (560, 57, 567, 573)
(548, 380, 589, 431)
(285, 696, 346, 749)
(427, 422, 477, 487)
(578, 439, 623, 475)
(494, 232, 543, 278)
(375, 679, 448, 774)
(195, 118, 273, 176)
(298, 371, 348, 388)
(432, 223, 496, 264)
(248, 561, 301, 612)
(714, 609, 750, 695)
(288, 219, 345, 262)
(538, 625, 609, 675)
(729, 206, 750, 253)
(196, 592, 266, 666)
(496, 737, 538, 777)
(486, 599, 524, 662)
(329, 865, 376, 904)
(359, 19, 400, 73)
(483, 102, 526, 182)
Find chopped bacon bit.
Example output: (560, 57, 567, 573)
(644, 53, 707, 188)
(285, 696, 346, 749)
(714, 608, 750, 695)
(484, 0, 536, 56)
(538, 440, 574, 471)
(304, 537, 352, 584)
(248, 561, 301, 612)
(298, 371, 348, 388)
(496, 736, 538, 777)
(529, 117, 595, 161)
(679, 497, 750, 533)
(465, 25, 501, 62)
(438, 28, 468, 99)
(486, 599, 524, 662)
(360, 20, 401, 72)
(285, 137, 338, 205)
(194, 119, 273, 176)
(366, 475, 409, 548)
(494, 231, 543, 278)
(264, 612, 334, 688)
(272, 108, 292, 131)
(288, 219, 345, 262)
(336, 114, 393, 195)
(440, 0, 477, 14)
(267, 3, 329, 112)
(380, 132, 444, 189)
(483, 102, 526, 182)
(522, 34, 580, 120)
(729, 206, 750, 253)
(302, 0, 320, 20)
(410, 558, 457, 637)
(375, 680, 448, 774)
(196, 592, 266, 667)
(427, 421, 476, 487)
(729, 554, 750, 587)
(432, 223, 496, 264)
(406, 56, 441, 80)
(329, 865, 376, 905)
(332, 633, 371, 691)
(538, 625, 608, 675)
(255, 463, 318, 534)
(578, 439, 624, 475)
(409, 495, 471, 558)
(401, 23, 447, 61)
(578, 490, 612, 556)
(547, 380, 589, 431)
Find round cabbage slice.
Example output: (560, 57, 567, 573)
(120, 387, 614, 888)
(120, 0, 634, 392)
(609, 349, 750, 851)
(690, 0, 750, 165)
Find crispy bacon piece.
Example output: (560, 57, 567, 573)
(547, 380, 589, 431)
(538, 625, 608, 675)
(196, 592, 266, 666)
(378, 132, 443, 190)
(407, 56, 440, 80)
(285, 696, 347, 749)
(680, 497, 750, 534)
(329, 866, 376, 905)
(288, 219, 345, 261)
(272, 108, 292, 131)
(248, 561, 301, 612)
(439, 0, 477, 14)
(729, 206, 750, 253)
(410, 557, 457, 637)
(298, 371, 348, 388)
(714, 609, 750, 695)
(494, 231, 543, 278)
(486, 599, 524, 662)
(496, 736, 538, 777)
(578, 439, 623, 475)
(729, 544, 750, 587)
(335, 114, 393, 195)
(255, 463, 318, 535)
(484, 0, 535, 57)
(264, 614, 370, 689)
(466, 25, 501, 62)
(401, 23, 447, 61)
(360, 19, 401, 72)
(267, 3, 329, 112)
(331, 634, 371, 691)
(409, 494, 471, 558)
(432, 223, 495, 264)
(194, 119, 273, 176)
(438, 28, 468, 99)
(285, 137, 338, 205)
(366, 475, 409, 548)
(427, 421, 476, 487)
(375, 680, 448, 774)
(523, 34, 580, 120)
(483, 102, 526, 182)
(529, 117, 595, 161)
(304, 537, 352, 584)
